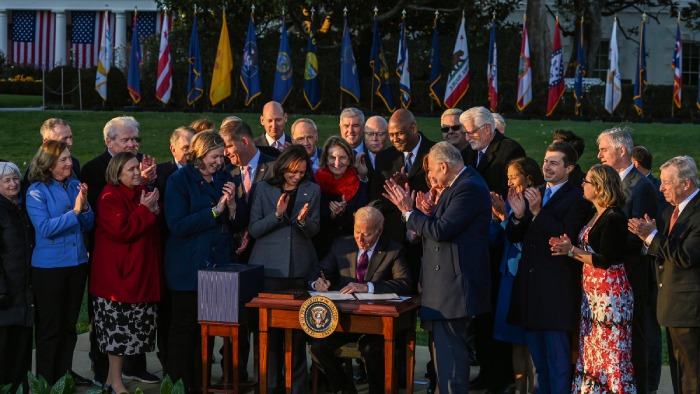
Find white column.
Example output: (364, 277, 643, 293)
(0, 10, 8, 61)
(54, 10, 67, 66)
(114, 11, 127, 68)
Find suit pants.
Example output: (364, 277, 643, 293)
(166, 290, 202, 393)
(0, 325, 33, 391)
(429, 317, 470, 394)
(309, 334, 384, 394)
(668, 326, 700, 394)
(644, 284, 662, 391)
(526, 329, 571, 394)
(33, 264, 88, 385)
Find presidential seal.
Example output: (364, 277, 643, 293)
(299, 296, 338, 338)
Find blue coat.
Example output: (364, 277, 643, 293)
(26, 178, 94, 268)
(164, 165, 247, 291)
(407, 166, 492, 320)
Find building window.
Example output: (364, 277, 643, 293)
(591, 39, 610, 80)
(682, 42, 699, 87)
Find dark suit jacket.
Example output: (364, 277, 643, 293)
(369, 134, 435, 243)
(307, 235, 411, 294)
(155, 159, 179, 198)
(647, 173, 670, 222)
(621, 167, 658, 300)
(507, 181, 591, 331)
(80, 150, 113, 212)
(569, 164, 585, 191)
(254, 133, 291, 158)
(407, 166, 492, 320)
(462, 132, 526, 198)
(648, 191, 700, 327)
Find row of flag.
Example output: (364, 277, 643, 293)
(10, 9, 700, 112)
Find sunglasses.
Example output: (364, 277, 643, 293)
(440, 125, 462, 133)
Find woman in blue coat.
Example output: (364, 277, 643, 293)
(164, 131, 246, 392)
(26, 141, 94, 384)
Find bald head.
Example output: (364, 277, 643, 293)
(364, 116, 389, 154)
(388, 109, 419, 153)
(260, 101, 288, 140)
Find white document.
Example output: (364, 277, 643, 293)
(308, 291, 356, 301)
(354, 293, 401, 301)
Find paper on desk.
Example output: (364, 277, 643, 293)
(308, 291, 356, 300)
(354, 293, 401, 301)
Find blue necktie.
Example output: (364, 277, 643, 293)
(542, 188, 552, 206)
(477, 151, 484, 167)
(405, 152, 414, 172)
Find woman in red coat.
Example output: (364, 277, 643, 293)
(89, 152, 162, 394)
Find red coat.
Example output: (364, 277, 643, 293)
(90, 183, 162, 303)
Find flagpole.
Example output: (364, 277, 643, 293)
(672, 11, 680, 119)
(370, 7, 378, 112)
(340, 7, 347, 111)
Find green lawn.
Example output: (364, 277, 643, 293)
(0, 94, 43, 108)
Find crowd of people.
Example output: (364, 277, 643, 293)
(0, 101, 698, 394)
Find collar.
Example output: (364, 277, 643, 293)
(246, 150, 261, 171)
(545, 180, 568, 196)
(265, 133, 286, 146)
(354, 141, 366, 156)
(404, 135, 422, 160)
(619, 162, 635, 180)
(359, 238, 380, 260)
(449, 166, 467, 188)
(678, 188, 700, 214)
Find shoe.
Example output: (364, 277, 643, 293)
(469, 376, 497, 391)
(69, 370, 94, 387)
(485, 383, 516, 394)
(122, 371, 160, 384)
(101, 383, 116, 394)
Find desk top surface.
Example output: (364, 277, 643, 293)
(246, 293, 421, 317)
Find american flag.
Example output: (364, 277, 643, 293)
(71, 11, 115, 69)
(12, 10, 55, 70)
(135, 11, 169, 39)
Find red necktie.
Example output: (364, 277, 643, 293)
(668, 206, 680, 235)
(356, 251, 368, 283)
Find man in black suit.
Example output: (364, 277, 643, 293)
(308, 206, 411, 394)
(369, 109, 435, 285)
(629, 155, 700, 393)
(461, 107, 525, 392)
(597, 127, 657, 393)
(439, 108, 469, 163)
(79, 116, 159, 385)
(633, 145, 670, 218)
(461, 106, 526, 199)
(552, 129, 586, 190)
(256, 101, 291, 153)
(340, 107, 374, 182)
(506, 142, 590, 393)
(384, 141, 492, 393)
(290, 118, 322, 172)
(363, 115, 389, 172)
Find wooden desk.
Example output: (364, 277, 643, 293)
(246, 295, 421, 394)
(200, 321, 258, 394)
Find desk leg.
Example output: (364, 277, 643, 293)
(284, 328, 293, 394)
(201, 325, 210, 394)
(382, 317, 395, 394)
(406, 323, 416, 394)
(232, 325, 240, 394)
(259, 309, 269, 394)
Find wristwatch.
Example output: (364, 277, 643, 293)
(567, 245, 575, 257)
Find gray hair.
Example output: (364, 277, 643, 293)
(440, 108, 463, 123)
(492, 113, 506, 132)
(170, 126, 196, 147)
(354, 205, 384, 229)
(339, 107, 365, 125)
(40, 118, 70, 139)
(0, 161, 21, 179)
(365, 116, 388, 131)
(429, 141, 463, 166)
(460, 107, 495, 136)
(597, 126, 633, 153)
(661, 156, 699, 188)
(291, 118, 318, 137)
(103, 116, 139, 141)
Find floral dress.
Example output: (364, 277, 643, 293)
(572, 225, 636, 394)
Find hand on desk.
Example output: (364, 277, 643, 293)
(340, 282, 368, 294)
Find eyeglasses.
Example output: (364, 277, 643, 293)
(581, 179, 593, 186)
(366, 132, 387, 138)
(464, 124, 487, 136)
(440, 125, 462, 133)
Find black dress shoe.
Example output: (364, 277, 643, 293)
(485, 383, 516, 394)
(69, 370, 94, 386)
(469, 376, 497, 391)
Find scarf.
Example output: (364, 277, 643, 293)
(314, 166, 360, 201)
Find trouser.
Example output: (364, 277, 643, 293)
(431, 318, 471, 394)
(644, 285, 662, 391)
(526, 329, 571, 394)
(33, 264, 88, 385)
(668, 326, 700, 394)
(0, 325, 33, 391)
(166, 290, 202, 393)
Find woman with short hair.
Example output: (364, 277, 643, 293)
(164, 131, 245, 392)
(90, 152, 162, 394)
(26, 140, 94, 384)
(0, 161, 35, 391)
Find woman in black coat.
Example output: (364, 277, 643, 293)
(0, 161, 35, 391)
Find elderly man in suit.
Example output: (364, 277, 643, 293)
(506, 142, 590, 393)
(79, 116, 159, 385)
(440, 108, 469, 162)
(364, 116, 389, 172)
(291, 118, 322, 172)
(383, 141, 491, 393)
(256, 101, 291, 153)
(308, 206, 411, 394)
(597, 126, 658, 393)
(629, 156, 700, 393)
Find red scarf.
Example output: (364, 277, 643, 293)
(314, 166, 360, 201)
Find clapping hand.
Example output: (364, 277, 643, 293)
(523, 187, 542, 216)
(382, 178, 415, 215)
(354, 153, 369, 181)
(507, 187, 526, 219)
(628, 214, 657, 240)
(329, 196, 347, 219)
(276, 194, 290, 218)
(549, 234, 573, 256)
(140, 188, 160, 215)
(391, 167, 409, 189)
(140, 155, 157, 185)
(491, 192, 507, 221)
(297, 203, 310, 224)
(221, 182, 236, 214)
(73, 183, 89, 215)
(416, 189, 437, 215)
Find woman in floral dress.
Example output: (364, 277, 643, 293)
(550, 164, 636, 393)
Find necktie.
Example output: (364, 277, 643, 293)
(668, 206, 680, 234)
(356, 251, 368, 283)
(477, 150, 484, 167)
(274, 140, 283, 151)
(243, 165, 252, 201)
(542, 188, 552, 206)
(405, 152, 414, 173)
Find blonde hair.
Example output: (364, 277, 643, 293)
(587, 164, 627, 208)
(186, 131, 225, 169)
